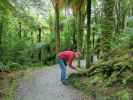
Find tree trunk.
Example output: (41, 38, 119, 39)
(77, 11, 82, 67)
(31, 31, 34, 44)
(130, 0, 133, 16)
(100, 0, 115, 54)
(38, 28, 42, 62)
(30, 31, 34, 60)
(92, 28, 95, 49)
(86, 0, 91, 68)
(115, 0, 126, 34)
(38, 28, 41, 42)
(55, 0, 60, 53)
(72, 17, 77, 51)
(0, 22, 3, 61)
(77, 10, 85, 67)
(19, 22, 22, 38)
(0, 22, 2, 45)
(24, 30, 27, 39)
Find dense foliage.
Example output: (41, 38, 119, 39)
(0, 0, 56, 71)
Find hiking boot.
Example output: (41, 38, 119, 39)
(61, 80, 69, 85)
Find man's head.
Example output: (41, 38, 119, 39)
(74, 51, 81, 58)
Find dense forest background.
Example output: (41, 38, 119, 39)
(0, 0, 132, 70)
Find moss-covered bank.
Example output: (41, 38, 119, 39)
(68, 44, 133, 100)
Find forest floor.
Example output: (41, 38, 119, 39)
(15, 65, 93, 100)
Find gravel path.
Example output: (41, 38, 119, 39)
(15, 65, 92, 100)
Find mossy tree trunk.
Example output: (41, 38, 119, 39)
(77, 10, 82, 67)
(55, 0, 60, 53)
(86, 0, 91, 68)
(129, 0, 133, 16)
(72, 18, 77, 51)
(100, 0, 115, 54)
(115, 0, 127, 34)
(77, 9, 85, 67)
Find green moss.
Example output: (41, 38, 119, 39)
(113, 89, 130, 100)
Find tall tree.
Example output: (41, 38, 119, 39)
(77, 7, 86, 67)
(86, 0, 91, 68)
(0, 21, 3, 61)
(129, 0, 133, 16)
(52, 0, 60, 53)
(67, 0, 85, 67)
(115, 0, 128, 34)
(72, 18, 77, 51)
(31, 31, 34, 44)
(19, 22, 22, 38)
(38, 28, 41, 43)
(100, 0, 115, 54)
(0, 22, 2, 45)
(38, 27, 42, 62)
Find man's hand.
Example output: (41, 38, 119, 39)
(70, 64, 76, 70)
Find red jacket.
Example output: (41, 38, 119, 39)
(58, 51, 76, 69)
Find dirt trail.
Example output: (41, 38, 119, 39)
(15, 65, 92, 100)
